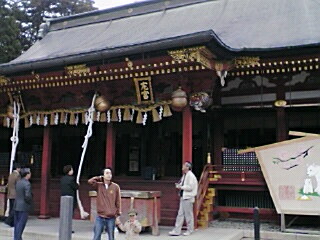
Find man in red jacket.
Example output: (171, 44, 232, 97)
(88, 168, 121, 240)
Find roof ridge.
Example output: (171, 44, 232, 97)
(48, 0, 209, 31)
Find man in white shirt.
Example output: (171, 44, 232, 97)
(169, 161, 198, 236)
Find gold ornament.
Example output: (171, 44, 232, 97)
(94, 95, 110, 112)
(274, 100, 287, 107)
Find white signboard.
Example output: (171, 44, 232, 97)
(255, 136, 320, 215)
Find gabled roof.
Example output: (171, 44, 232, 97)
(1, 0, 320, 74)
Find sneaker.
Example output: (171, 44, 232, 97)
(169, 230, 180, 236)
(183, 231, 192, 236)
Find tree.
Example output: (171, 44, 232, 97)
(0, 0, 22, 63)
(14, 0, 97, 51)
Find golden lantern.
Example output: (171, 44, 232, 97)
(171, 86, 188, 111)
(94, 95, 110, 112)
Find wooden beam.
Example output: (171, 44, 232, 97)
(238, 148, 256, 154)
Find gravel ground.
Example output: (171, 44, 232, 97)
(209, 219, 281, 232)
(210, 218, 320, 232)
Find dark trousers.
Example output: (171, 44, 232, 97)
(14, 211, 29, 240)
(4, 199, 15, 227)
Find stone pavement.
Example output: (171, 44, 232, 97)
(1, 217, 320, 240)
(0, 217, 242, 240)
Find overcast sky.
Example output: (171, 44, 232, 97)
(93, 0, 147, 10)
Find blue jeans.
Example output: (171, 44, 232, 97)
(14, 211, 29, 240)
(93, 216, 115, 240)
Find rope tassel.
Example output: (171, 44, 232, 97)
(5, 101, 20, 217)
(123, 107, 131, 121)
(76, 93, 97, 219)
(152, 108, 161, 122)
(163, 104, 172, 117)
(136, 111, 143, 124)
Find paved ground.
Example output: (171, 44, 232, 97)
(1, 217, 320, 240)
(0, 217, 243, 240)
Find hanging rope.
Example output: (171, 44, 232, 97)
(76, 93, 97, 219)
(5, 101, 20, 217)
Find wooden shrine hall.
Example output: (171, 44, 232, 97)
(0, 0, 320, 227)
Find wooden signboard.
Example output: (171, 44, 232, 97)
(253, 136, 320, 215)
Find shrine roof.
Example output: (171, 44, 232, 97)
(1, 0, 320, 74)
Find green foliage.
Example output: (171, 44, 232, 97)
(0, 0, 22, 63)
(0, 0, 97, 63)
(299, 188, 320, 197)
(17, 0, 97, 47)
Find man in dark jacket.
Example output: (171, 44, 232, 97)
(60, 165, 79, 233)
(14, 168, 32, 240)
(60, 165, 79, 209)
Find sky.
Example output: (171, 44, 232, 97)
(93, 0, 147, 10)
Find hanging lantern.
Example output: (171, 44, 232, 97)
(189, 92, 212, 113)
(171, 86, 187, 111)
(94, 95, 111, 112)
(7, 104, 14, 119)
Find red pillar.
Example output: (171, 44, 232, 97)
(38, 127, 52, 219)
(106, 123, 116, 169)
(182, 106, 192, 164)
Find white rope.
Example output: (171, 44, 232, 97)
(76, 93, 97, 219)
(5, 102, 20, 217)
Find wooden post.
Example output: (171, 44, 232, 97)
(152, 196, 160, 235)
(59, 196, 73, 240)
(182, 106, 192, 164)
(106, 123, 115, 169)
(39, 126, 52, 219)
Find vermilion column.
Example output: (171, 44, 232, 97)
(38, 126, 52, 219)
(182, 106, 192, 164)
(106, 123, 116, 169)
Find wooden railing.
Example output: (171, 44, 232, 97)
(195, 164, 212, 221)
(194, 164, 266, 227)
